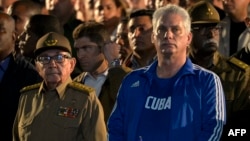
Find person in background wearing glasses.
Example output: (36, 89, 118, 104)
(188, 1, 250, 141)
(13, 32, 107, 141)
(108, 4, 226, 141)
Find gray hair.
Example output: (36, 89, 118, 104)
(152, 4, 191, 33)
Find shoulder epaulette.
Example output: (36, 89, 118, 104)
(228, 57, 249, 70)
(68, 82, 95, 94)
(20, 83, 41, 93)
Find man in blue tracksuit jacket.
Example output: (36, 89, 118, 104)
(108, 59, 226, 141)
(107, 4, 226, 141)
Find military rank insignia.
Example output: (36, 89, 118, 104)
(44, 33, 58, 46)
(57, 106, 79, 118)
(44, 39, 58, 46)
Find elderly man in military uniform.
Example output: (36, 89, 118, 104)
(12, 32, 107, 141)
(188, 1, 250, 141)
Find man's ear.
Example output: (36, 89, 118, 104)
(187, 32, 193, 45)
(151, 32, 156, 44)
(70, 57, 77, 73)
(12, 31, 16, 42)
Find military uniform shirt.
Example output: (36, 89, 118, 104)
(13, 78, 107, 141)
(208, 52, 250, 140)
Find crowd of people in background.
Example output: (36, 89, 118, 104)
(0, 0, 249, 140)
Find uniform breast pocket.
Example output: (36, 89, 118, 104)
(52, 106, 82, 128)
(51, 107, 83, 140)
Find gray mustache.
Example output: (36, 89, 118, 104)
(202, 39, 219, 47)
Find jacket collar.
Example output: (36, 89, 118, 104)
(141, 58, 195, 81)
(38, 77, 72, 99)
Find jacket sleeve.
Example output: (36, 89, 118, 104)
(12, 94, 25, 141)
(81, 92, 107, 141)
(199, 73, 226, 141)
(107, 80, 127, 141)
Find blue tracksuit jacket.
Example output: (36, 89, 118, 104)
(108, 58, 226, 141)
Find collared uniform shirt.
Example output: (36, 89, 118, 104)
(13, 78, 107, 141)
(209, 52, 250, 140)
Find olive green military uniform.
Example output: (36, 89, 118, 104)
(188, 1, 250, 140)
(13, 78, 107, 141)
(209, 52, 250, 140)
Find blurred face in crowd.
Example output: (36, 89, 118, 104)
(45, 0, 74, 19)
(115, 21, 133, 59)
(145, 0, 156, 9)
(151, 13, 192, 58)
(222, 0, 250, 18)
(94, 0, 122, 24)
(74, 0, 94, 21)
(126, 0, 146, 9)
(18, 20, 40, 57)
(7, 3, 31, 36)
(128, 15, 154, 52)
(191, 24, 220, 56)
(155, 0, 179, 9)
(74, 36, 106, 73)
(35, 49, 76, 90)
(0, 0, 17, 13)
(0, 12, 15, 60)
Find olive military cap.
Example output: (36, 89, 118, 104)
(34, 32, 72, 56)
(188, 1, 220, 24)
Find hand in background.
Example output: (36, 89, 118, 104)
(103, 41, 121, 65)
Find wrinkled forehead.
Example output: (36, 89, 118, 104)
(154, 13, 184, 28)
(0, 14, 14, 29)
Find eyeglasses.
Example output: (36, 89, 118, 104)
(192, 26, 221, 35)
(36, 54, 71, 64)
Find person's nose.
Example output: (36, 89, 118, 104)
(48, 59, 57, 67)
(206, 29, 215, 38)
(76, 49, 87, 59)
(116, 36, 124, 46)
(163, 29, 173, 39)
(132, 27, 141, 37)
